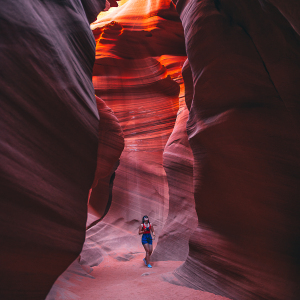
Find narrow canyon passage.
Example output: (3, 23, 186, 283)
(1, 0, 300, 299)
(49, 0, 300, 299)
(48, 1, 200, 298)
(47, 1, 203, 297)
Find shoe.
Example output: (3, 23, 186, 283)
(147, 264, 152, 268)
(143, 258, 147, 266)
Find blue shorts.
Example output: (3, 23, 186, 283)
(142, 233, 152, 245)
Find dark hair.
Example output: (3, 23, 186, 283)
(142, 215, 150, 224)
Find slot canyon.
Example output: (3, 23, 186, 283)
(0, 0, 299, 299)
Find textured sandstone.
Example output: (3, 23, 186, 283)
(80, 0, 194, 265)
(151, 104, 198, 261)
(92, 96, 124, 187)
(87, 96, 124, 228)
(4, 0, 299, 298)
(0, 1, 106, 299)
(172, 0, 300, 299)
(81, 55, 182, 265)
(151, 56, 198, 261)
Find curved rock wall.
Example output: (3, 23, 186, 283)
(0, 1, 106, 299)
(3, 0, 299, 298)
(80, 0, 193, 265)
(151, 57, 198, 261)
(87, 96, 124, 228)
(172, 0, 300, 299)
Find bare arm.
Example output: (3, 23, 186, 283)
(151, 224, 155, 239)
(139, 224, 145, 235)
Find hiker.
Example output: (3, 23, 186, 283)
(139, 215, 155, 268)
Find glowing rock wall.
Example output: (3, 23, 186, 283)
(171, 0, 300, 299)
(2, 0, 299, 299)
(0, 0, 106, 299)
(87, 95, 124, 228)
(80, 0, 196, 265)
(151, 57, 198, 261)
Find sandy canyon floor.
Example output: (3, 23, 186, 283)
(47, 247, 231, 300)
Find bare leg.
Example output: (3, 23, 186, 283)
(142, 244, 147, 265)
(143, 243, 151, 265)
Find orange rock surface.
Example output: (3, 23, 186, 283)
(82, 0, 300, 299)
(2, 0, 300, 299)
(80, 0, 193, 266)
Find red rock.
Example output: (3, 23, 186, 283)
(87, 96, 124, 227)
(81, 0, 107, 23)
(151, 56, 198, 261)
(91, 96, 124, 187)
(81, 55, 182, 266)
(80, 0, 188, 265)
(0, 1, 107, 299)
(267, 0, 300, 36)
(172, 0, 300, 299)
(91, 0, 186, 59)
(152, 104, 198, 261)
(182, 58, 193, 110)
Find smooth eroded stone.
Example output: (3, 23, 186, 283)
(0, 0, 105, 299)
(87, 96, 124, 227)
(152, 56, 198, 261)
(172, 0, 300, 299)
(80, 0, 189, 265)
(152, 104, 198, 261)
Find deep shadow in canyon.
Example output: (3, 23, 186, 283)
(0, 0, 300, 300)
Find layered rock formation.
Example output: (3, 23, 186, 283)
(3, 0, 300, 299)
(82, 5, 300, 300)
(0, 0, 109, 299)
(170, 0, 300, 299)
(151, 57, 198, 261)
(80, 0, 199, 266)
(87, 96, 124, 228)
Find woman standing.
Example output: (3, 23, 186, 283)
(139, 215, 155, 268)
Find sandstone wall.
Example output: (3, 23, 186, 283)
(80, 0, 196, 265)
(3, 0, 299, 299)
(0, 1, 107, 299)
(171, 0, 300, 299)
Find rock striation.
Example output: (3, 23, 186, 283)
(3, 0, 300, 299)
(87, 96, 124, 228)
(171, 0, 300, 299)
(0, 0, 107, 299)
(151, 57, 198, 261)
(80, 0, 197, 266)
